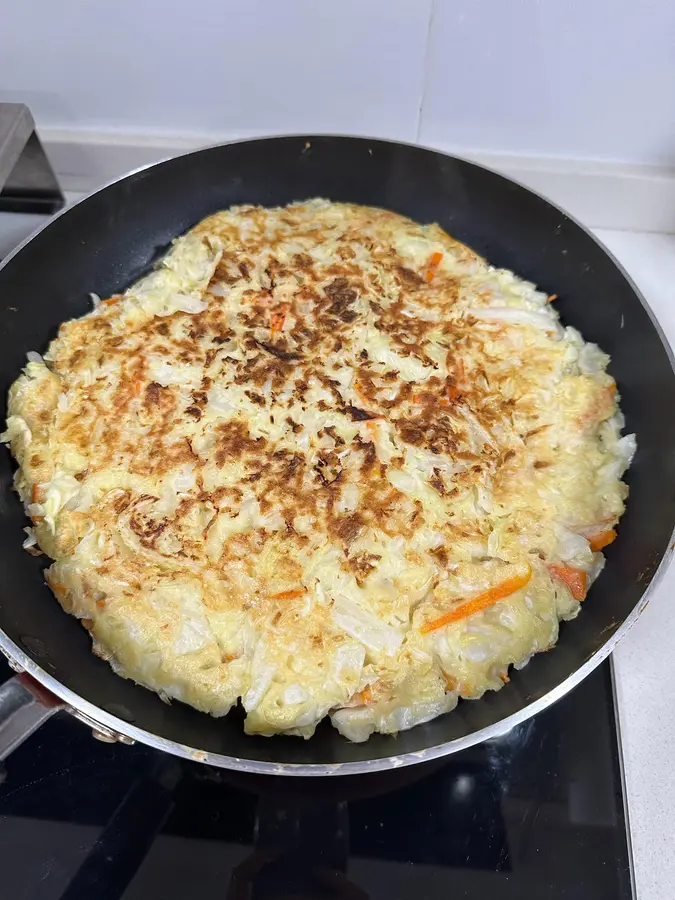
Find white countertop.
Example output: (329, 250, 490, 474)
(1, 209, 674, 899)
(594, 229, 675, 900)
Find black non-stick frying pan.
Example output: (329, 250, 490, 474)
(0, 136, 674, 775)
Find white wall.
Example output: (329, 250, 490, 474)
(420, 0, 675, 166)
(0, 0, 432, 142)
(1, 0, 674, 166)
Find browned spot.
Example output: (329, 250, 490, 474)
(144, 382, 163, 407)
(214, 421, 266, 467)
(396, 265, 423, 286)
(397, 416, 457, 456)
(324, 277, 358, 322)
(348, 551, 381, 581)
(430, 468, 446, 495)
(244, 390, 266, 406)
(524, 424, 550, 439)
(346, 404, 380, 422)
(68, 349, 84, 368)
(293, 253, 314, 269)
(254, 340, 300, 361)
(430, 546, 449, 567)
(334, 514, 364, 545)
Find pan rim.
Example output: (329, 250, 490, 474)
(1, 133, 674, 775)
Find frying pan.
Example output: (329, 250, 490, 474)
(0, 135, 673, 776)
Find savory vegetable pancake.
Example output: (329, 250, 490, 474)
(2, 200, 634, 742)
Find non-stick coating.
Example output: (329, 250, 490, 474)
(1, 136, 674, 769)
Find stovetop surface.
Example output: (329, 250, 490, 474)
(0, 658, 631, 900)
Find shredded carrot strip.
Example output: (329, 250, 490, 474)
(420, 566, 532, 634)
(132, 379, 143, 398)
(547, 293, 558, 303)
(270, 589, 304, 601)
(102, 295, 120, 306)
(499, 671, 510, 684)
(31, 483, 43, 504)
(95, 599, 106, 609)
(270, 304, 289, 333)
(48, 581, 67, 596)
(424, 251, 444, 282)
(549, 565, 587, 601)
(442, 672, 458, 693)
(353, 684, 375, 706)
(354, 380, 369, 404)
(588, 529, 617, 552)
(31, 516, 44, 523)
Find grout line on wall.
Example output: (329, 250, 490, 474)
(416, 0, 437, 143)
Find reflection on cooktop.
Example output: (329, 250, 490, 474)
(0, 660, 632, 900)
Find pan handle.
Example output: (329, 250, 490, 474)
(0, 674, 62, 762)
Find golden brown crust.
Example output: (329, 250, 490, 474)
(2, 200, 633, 740)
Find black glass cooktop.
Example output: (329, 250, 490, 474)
(0, 658, 633, 900)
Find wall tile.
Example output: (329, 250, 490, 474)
(0, 0, 433, 142)
(419, 0, 675, 166)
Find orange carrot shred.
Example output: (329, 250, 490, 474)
(443, 672, 458, 692)
(96, 599, 106, 609)
(270, 589, 304, 601)
(31, 483, 42, 504)
(270, 304, 289, 333)
(549, 565, 587, 601)
(420, 566, 532, 634)
(588, 529, 617, 552)
(353, 684, 375, 706)
(547, 293, 558, 303)
(31, 515, 44, 523)
(354, 380, 369, 405)
(424, 251, 444, 283)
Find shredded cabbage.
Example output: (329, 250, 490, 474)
(466, 306, 562, 335)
